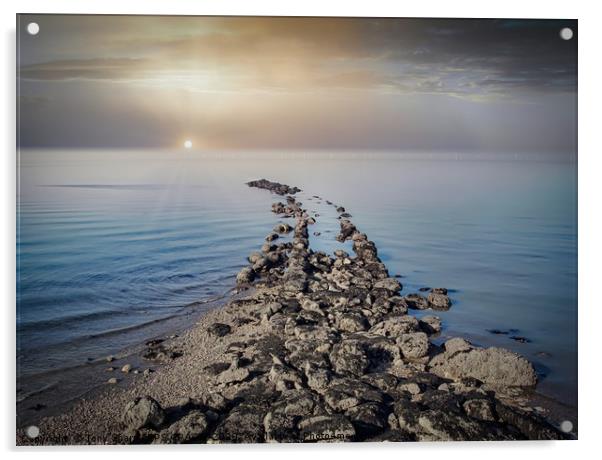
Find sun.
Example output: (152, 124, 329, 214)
(183, 140, 193, 149)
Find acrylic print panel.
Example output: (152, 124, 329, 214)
(16, 15, 577, 444)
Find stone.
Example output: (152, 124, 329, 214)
(345, 402, 388, 438)
(444, 337, 472, 354)
(373, 278, 402, 293)
(403, 294, 429, 310)
(329, 341, 369, 377)
(337, 313, 369, 332)
(463, 399, 496, 422)
(429, 346, 537, 387)
(217, 366, 250, 385)
(398, 332, 429, 360)
(121, 364, 132, 373)
(207, 323, 232, 337)
(264, 411, 298, 443)
(274, 223, 293, 234)
(154, 411, 210, 443)
(427, 292, 451, 310)
(122, 396, 166, 430)
(265, 233, 279, 242)
(236, 267, 255, 285)
(370, 315, 420, 338)
(398, 382, 422, 395)
(210, 406, 266, 443)
(298, 415, 355, 442)
(419, 315, 442, 334)
(107, 377, 118, 384)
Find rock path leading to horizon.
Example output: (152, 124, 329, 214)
(20, 179, 567, 444)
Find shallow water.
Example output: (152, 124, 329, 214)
(17, 150, 577, 408)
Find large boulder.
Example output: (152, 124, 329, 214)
(122, 396, 166, 431)
(429, 346, 537, 387)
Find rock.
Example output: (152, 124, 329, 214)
(510, 336, 531, 343)
(265, 233, 279, 242)
(416, 409, 507, 441)
(298, 415, 355, 442)
(373, 278, 402, 293)
(398, 332, 429, 360)
(300, 298, 322, 314)
(370, 316, 420, 338)
(107, 377, 118, 384)
(329, 341, 369, 377)
(463, 399, 496, 422)
(442, 338, 470, 355)
(236, 267, 255, 285)
(429, 346, 537, 387)
(207, 323, 232, 337)
(210, 406, 266, 443)
(106, 355, 115, 362)
(121, 364, 132, 373)
(122, 396, 166, 430)
(403, 294, 430, 310)
(393, 399, 422, 433)
(264, 411, 298, 443)
(217, 366, 250, 385)
(345, 402, 388, 438)
(420, 315, 442, 334)
(155, 411, 210, 443)
(274, 223, 293, 234)
(247, 179, 301, 195)
(427, 292, 451, 310)
(337, 313, 369, 332)
(398, 382, 422, 395)
(495, 403, 565, 440)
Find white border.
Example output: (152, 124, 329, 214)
(2, 1, 599, 459)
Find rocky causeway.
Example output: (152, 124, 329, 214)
(17, 179, 571, 444)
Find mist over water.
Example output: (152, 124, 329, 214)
(17, 150, 577, 407)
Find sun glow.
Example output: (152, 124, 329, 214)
(184, 140, 193, 149)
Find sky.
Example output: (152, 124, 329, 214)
(17, 15, 577, 154)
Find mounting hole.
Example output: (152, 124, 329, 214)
(560, 420, 573, 433)
(560, 27, 573, 41)
(26, 22, 40, 36)
(25, 425, 40, 439)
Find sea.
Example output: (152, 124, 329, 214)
(16, 149, 577, 419)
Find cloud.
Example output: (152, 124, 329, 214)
(19, 58, 151, 81)
(18, 17, 577, 98)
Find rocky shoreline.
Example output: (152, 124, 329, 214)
(18, 179, 570, 444)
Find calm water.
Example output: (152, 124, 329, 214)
(16, 150, 577, 407)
